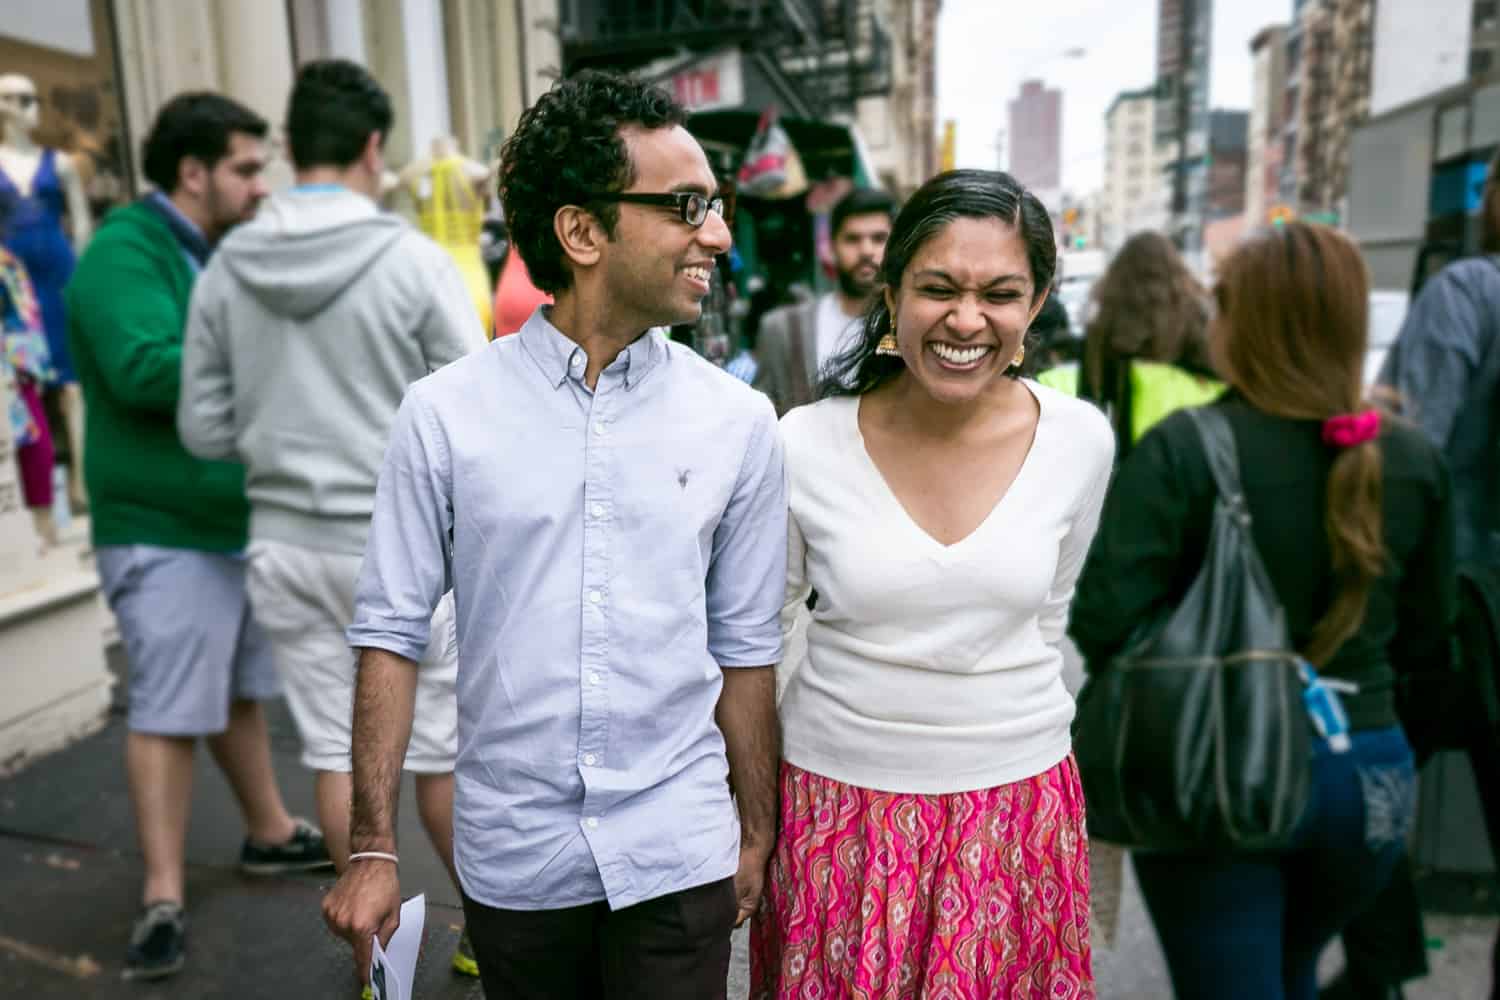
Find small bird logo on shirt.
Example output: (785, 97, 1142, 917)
(677, 468, 691, 490)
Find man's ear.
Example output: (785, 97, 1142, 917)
(362, 131, 384, 171)
(177, 156, 208, 198)
(554, 204, 606, 273)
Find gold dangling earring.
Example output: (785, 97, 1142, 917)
(1010, 343, 1026, 369)
(876, 330, 900, 356)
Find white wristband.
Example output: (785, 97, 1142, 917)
(347, 851, 399, 866)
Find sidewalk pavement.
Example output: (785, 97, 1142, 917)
(1, 642, 1495, 998)
(0, 646, 481, 999)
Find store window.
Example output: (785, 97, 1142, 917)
(0, 0, 132, 216)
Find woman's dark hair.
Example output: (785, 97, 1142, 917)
(1083, 230, 1211, 398)
(286, 59, 394, 170)
(820, 169, 1056, 397)
(498, 70, 687, 295)
(1213, 222, 1383, 666)
(142, 92, 267, 194)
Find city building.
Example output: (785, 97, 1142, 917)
(1472, 0, 1500, 76)
(1007, 79, 1062, 197)
(856, 0, 942, 194)
(558, 0, 894, 125)
(1370, 0, 1473, 116)
(1206, 108, 1249, 220)
(1100, 85, 1158, 250)
(1155, 0, 1213, 251)
(1246, 24, 1288, 227)
(1280, 0, 1376, 222)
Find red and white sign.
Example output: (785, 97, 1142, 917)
(667, 49, 745, 113)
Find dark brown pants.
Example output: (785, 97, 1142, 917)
(460, 877, 737, 1000)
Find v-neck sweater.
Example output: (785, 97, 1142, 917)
(777, 383, 1116, 794)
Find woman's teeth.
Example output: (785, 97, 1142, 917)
(930, 343, 991, 365)
(684, 266, 711, 282)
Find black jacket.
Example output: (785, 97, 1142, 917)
(1069, 393, 1456, 730)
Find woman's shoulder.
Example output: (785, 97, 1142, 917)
(779, 395, 855, 449)
(1031, 379, 1115, 469)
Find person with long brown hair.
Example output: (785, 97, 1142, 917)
(1080, 230, 1220, 458)
(1069, 222, 1456, 1000)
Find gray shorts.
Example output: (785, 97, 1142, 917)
(245, 539, 457, 774)
(96, 544, 281, 736)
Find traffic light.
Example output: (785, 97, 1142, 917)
(1063, 207, 1079, 226)
(1074, 235, 1087, 249)
(1268, 204, 1295, 226)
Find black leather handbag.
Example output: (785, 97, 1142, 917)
(1073, 406, 1313, 853)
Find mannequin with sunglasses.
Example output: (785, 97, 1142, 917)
(0, 73, 92, 513)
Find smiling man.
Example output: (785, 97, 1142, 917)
(321, 72, 786, 1000)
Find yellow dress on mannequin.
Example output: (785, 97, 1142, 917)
(410, 147, 492, 336)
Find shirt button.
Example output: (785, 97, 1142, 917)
(570, 355, 583, 369)
(583, 753, 598, 766)
(588, 590, 602, 604)
(593, 421, 607, 435)
(588, 672, 601, 685)
(585, 817, 600, 829)
(591, 503, 605, 518)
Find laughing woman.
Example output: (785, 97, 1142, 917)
(750, 170, 1114, 999)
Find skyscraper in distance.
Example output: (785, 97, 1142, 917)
(1007, 79, 1063, 199)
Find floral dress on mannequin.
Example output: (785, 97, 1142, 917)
(0, 244, 55, 509)
(0, 148, 76, 384)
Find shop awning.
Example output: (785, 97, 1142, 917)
(688, 109, 877, 192)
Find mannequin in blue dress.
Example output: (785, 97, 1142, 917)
(0, 73, 92, 513)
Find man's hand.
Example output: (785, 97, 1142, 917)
(322, 861, 403, 980)
(732, 840, 774, 926)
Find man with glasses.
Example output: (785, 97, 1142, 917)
(322, 71, 785, 999)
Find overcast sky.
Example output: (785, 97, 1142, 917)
(936, 0, 1284, 194)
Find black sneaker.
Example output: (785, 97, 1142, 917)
(239, 819, 334, 875)
(122, 901, 185, 981)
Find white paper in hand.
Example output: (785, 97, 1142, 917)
(369, 893, 426, 1000)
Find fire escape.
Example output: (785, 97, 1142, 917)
(556, 0, 891, 119)
(775, 0, 893, 119)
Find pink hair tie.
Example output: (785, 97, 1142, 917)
(1321, 409, 1381, 449)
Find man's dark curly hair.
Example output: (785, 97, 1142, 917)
(498, 71, 688, 294)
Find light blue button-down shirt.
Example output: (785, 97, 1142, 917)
(347, 307, 786, 911)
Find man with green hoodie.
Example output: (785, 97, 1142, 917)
(65, 92, 331, 982)
(176, 61, 486, 989)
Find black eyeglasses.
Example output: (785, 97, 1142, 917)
(587, 191, 725, 228)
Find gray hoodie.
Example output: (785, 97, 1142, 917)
(178, 188, 488, 555)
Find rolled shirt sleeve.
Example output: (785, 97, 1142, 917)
(705, 397, 788, 667)
(347, 386, 453, 662)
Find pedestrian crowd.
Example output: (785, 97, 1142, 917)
(7, 55, 1499, 1000)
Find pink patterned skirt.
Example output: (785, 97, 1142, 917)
(750, 756, 1093, 1000)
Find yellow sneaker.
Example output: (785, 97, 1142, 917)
(360, 987, 373, 1000)
(452, 929, 479, 977)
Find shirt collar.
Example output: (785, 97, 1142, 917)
(144, 190, 212, 268)
(517, 305, 665, 390)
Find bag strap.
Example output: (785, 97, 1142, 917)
(1185, 406, 1246, 511)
